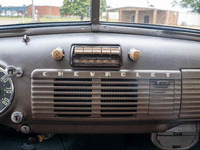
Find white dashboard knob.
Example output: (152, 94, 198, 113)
(51, 47, 64, 61)
(129, 49, 141, 61)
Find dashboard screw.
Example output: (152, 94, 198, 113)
(5, 66, 17, 78)
(104, 26, 108, 30)
(11, 111, 23, 123)
(5, 66, 23, 78)
(21, 125, 31, 134)
(23, 35, 30, 43)
(157, 30, 163, 36)
(16, 67, 23, 77)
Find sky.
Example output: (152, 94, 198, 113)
(0, 0, 191, 12)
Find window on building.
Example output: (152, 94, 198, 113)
(144, 15, 150, 24)
(130, 15, 135, 23)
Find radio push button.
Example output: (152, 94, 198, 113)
(84, 47, 93, 54)
(93, 47, 101, 54)
(74, 47, 84, 54)
(102, 47, 111, 55)
(111, 47, 120, 55)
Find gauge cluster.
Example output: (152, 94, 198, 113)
(0, 68, 14, 114)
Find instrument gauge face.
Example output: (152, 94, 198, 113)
(0, 67, 14, 114)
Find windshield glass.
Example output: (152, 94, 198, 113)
(0, 0, 91, 25)
(100, 0, 200, 30)
(0, 0, 200, 30)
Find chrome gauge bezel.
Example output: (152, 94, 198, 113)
(0, 67, 14, 114)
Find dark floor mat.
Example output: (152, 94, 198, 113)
(1, 130, 200, 150)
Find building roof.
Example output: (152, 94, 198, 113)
(0, 6, 27, 11)
(27, 5, 60, 8)
(107, 6, 178, 12)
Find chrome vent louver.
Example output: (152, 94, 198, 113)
(100, 79, 139, 117)
(31, 70, 181, 120)
(32, 78, 149, 118)
(54, 78, 93, 117)
(181, 69, 200, 119)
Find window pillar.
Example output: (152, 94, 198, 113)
(119, 10, 122, 22)
(153, 10, 157, 24)
(165, 11, 170, 25)
(135, 10, 139, 23)
(106, 10, 109, 21)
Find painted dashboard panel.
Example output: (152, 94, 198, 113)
(0, 32, 199, 133)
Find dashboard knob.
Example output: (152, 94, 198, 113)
(128, 49, 141, 61)
(51, 47, 64, 61)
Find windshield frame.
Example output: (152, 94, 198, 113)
(91, 0, 100, 25)
(0, 0, 200, 37)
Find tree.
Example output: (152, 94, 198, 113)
(147, 1, 154, 8)
(60, 0, 109, 21)
(100, 0, 107, 17)
(172, 0, 200, 14)
(60, 0, 90, 21)
(0, 4, 1, 7)
(149, 4, 154, 7)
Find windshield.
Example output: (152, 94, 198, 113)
(0, 0, 199, 30)
(0, 0, 91, 25)
(100, 0, 200, 30)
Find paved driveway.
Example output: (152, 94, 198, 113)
(0, 20, 22, 25)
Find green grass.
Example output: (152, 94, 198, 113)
(0, 17, 199, 30)
(0, 17, 31, 21)
(100, 18, 118, 22)
(40, 17, 90, 22)
(0, 16, 90, 23)
(180, 25, 200, 29)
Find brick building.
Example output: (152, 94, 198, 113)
(106, 7, 179, 25)
(27, 6, 60, 17)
